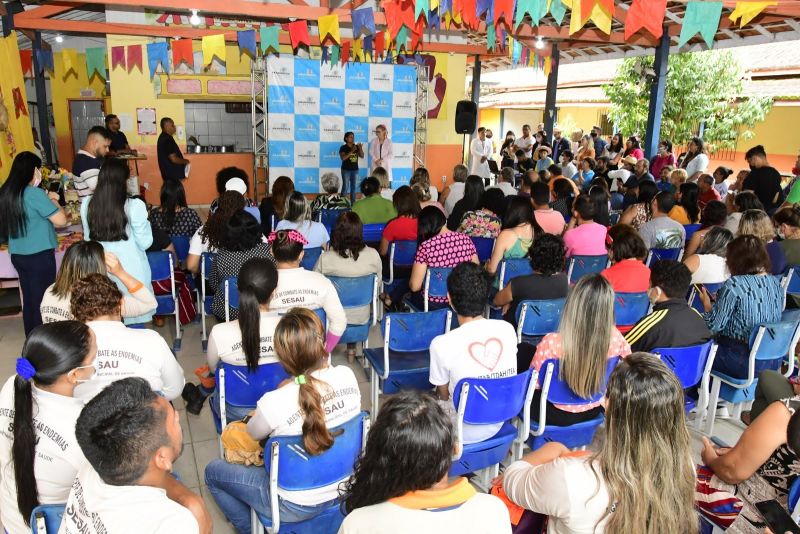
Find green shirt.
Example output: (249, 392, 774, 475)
(351, 195, 397, 224)
(786, 179, 800, 204)
(8, 186, 58, 255)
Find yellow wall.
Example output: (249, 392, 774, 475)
(426, 52, 467, 145)
(747, 105, 800, 157)
(51, 51, 109, 171)
(479, 108, 502, 137)
(0, 35, 35, 180)
(557, 106, 607, 135)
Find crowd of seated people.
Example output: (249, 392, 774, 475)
(1, 136, 799, 534)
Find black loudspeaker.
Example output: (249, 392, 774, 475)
(455, 100, 478, 134)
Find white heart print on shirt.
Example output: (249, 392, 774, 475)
(468, 338, 503, 371)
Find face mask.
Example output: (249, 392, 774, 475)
(72, 363, 96, 384)
(32, 169, 42, 188)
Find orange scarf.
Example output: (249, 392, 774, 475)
(389, 478, 476, 510)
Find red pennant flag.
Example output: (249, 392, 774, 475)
(12, 88, 28, 118)
(624, 0, 667, 39)
(127, 44, 143, 72)
(18, 50, 32, 77)
(410, 18, 425, 50)
(383, 0, 416, 39)
(341, 40, 351, 65)
(287, 20, 311, 48)
(172, 39, 194, 68)
(461, 0, 479, 28)
(111, 46, 126, 70)
(374, 32, 385, 58)
(494, 0, 515, 29)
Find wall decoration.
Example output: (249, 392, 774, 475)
(136, 107, 157, 135)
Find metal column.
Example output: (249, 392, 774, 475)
(543, 42, 559, 145)
(251, 57, 268, 201)
(644, 26, 670, 160)
(470, 55, 481, 142)
(32, 32, 54, 166)
(413, 65, 429, 169)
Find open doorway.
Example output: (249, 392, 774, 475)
(68, 99, 105, 154)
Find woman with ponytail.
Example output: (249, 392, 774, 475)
(0, 321, 96, 533)
(205, 308, 361, 534)
(203, 257, 280, 422)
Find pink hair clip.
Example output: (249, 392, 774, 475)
(267, 230, 308, 246)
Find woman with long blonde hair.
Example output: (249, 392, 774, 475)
(527, 274, 631, 425)
(504, 353, 698, 533)
(737, 208, 786, 274)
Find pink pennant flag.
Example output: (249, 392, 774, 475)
(111, 46, 126, 70)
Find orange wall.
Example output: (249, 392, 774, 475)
(425, 145, 464, 192)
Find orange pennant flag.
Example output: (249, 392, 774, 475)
(624, 0, 668, 39)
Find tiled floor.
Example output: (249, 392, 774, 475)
(0, 313, 745, 533)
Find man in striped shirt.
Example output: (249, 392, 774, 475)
(625, 260, 711, 352)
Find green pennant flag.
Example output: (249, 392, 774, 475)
(515, 0, 549, 28)
(415, 0, 430, 23)
(260, 25, 280, 55)
(85, 47, 106, 79)
(331, 44, 341, 64)
(549, 0, 567, 25)
(487, 23, 497, 51)
(678, 1, 723, 48)
(396, 25, 410, 50)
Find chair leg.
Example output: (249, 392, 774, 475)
(705, 378, 721, 437)
(370, 368, 380, 423)
(732, 402, 743, 421)
(250, 507, 261, 534)
(172, 304, 182, 352)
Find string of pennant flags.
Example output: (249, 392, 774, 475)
(16, 0, 780, 80)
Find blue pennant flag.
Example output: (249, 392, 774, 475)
(237, 29, 256, 56)
(352, 8, 376, 37)
(36, 49, 54, 73)
(146, 42, 169, 77)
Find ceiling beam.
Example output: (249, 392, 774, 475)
(13, 2, 82, 21)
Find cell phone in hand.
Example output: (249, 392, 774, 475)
(710, 436, 730, 449)
(755, 499, 800, 534)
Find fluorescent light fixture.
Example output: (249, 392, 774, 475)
(55, 34, 64, 43)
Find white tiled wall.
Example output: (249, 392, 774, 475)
(185, 102, 252, 152)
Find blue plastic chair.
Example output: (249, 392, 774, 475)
(213, 362, 290, 439)
(244, 206, 262, 223)
(566, 255, 609, 284)
(684, 223, 702, 242)
(514, 298, 566, 344)
(705, 319, 800, 436)
(785, 265, 800, 295)
(614, 292, 651, 329)
(362, 223, 386, 243)
(524, 357, 620, 451)
(171, 235, 191, 264)
(29, 503, 65, 534)
(329, 274, 379, 355)
(199, 252, 217, 352)
(254, 412, 369, 534)
(609, 211, 621, 225)
(470, 236, 495, 264)
(645, 247, 683, 267)
(687, 282, 725, 314)
(222, 277, 239, 323)
(147, 251, 182, 351)
(652, 341, 718, 419)
(300, 247, 323, 270)
(316, 208, 349, 235)
(383, 240, 417, 293)
(405, 266, 453, 312)
(496, 258, 534, 290)
(450, 370, 537, 479)
(789, 476, 800, 524)
(363, 309, 452, 420)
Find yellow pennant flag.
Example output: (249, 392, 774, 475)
(318, 14, 341, 45)
(431, 0, 440, 10)
(62, 49, 79, 74)
(202, 34, 226, 65)
(353, 37, 363, 61)
(565, 0, 612, 35)
(544, 56, 552, 76)
(729, 1, 777, 27)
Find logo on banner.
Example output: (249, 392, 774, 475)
(320, 88, 345, 115)
(369, 92, 393, 117)
(295, 59, 320, 87)
(295, 116, 320, 141)
(393, 120, 414, 143)
(320, 142, 342, 168)
(346, 64, 370, 90)
(269, 141, 294, 167)
(294, 168, 319, 193)
(394, 70, 417, 92)
(321, 67, 345, 88)
(268, 86, 294, 114)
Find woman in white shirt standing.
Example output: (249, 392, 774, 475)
(205, 257, 281, 423)
(502, 353, 698, 534)
(69, 274, 185, 402)
(0, 321, 97, 534)
(205, 308, 361, 534)
(339, 391, 511, 534)
(275, 191, 330, 249)
(269, 230, 347, 353)
(681, 137, 710, 183)
(369, 124, 393, 183)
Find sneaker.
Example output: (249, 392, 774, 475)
(181, 383, 206, 416)
(715, 406, 731, 418)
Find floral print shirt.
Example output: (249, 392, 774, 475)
(457, 209, 501, 239)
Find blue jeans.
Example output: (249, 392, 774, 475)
(209, 387, 254, 427)
(205, 460, 338, 534)
(341, 169, 359, 204)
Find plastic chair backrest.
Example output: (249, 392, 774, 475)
(653, 341, 715, 389)
(453, 369, 534, 425)
(788, 476, 800, 523)
(202, 252, 216, 280)
(317, 209, 348, 232)
(223, 277, 239, 309)
(609, 212, 621, 225)
(470, 236, 495, 263)
(567, 255, 609, 284)
(647, 247, 682, 266)
(362, 223, 386, 242)
(787, 266, 800, 294)
(614, 292, 651, 327)
(684, 224, 702, 242)
(383, 309, 451, 352)
(498, 258, 534, 289)
(749, 320, 800, 361)
(266, 412, 366, 490)
(687, 282, 725, 313)
(390, 240, 418, 267)
(539, 357, 620, 406)
(147, 251, 174, 281)
(29, 503, 65, 534)
(217, 362, 289, 408)
(329, 275, 377, 309)
(244, 206, 262, 223)
(171, 235, 191, 263)
(515, 298, 566, 338)
(425, 267, 453, 301)
(300, 247, 323, 270)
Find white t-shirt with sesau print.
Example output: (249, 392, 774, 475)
(206, 311, 282, 370)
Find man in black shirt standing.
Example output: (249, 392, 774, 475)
(157, 117, 190, 182)
(742, 144, 783, 212)
(105, 114, 135, 156)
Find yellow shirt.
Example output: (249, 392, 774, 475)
(669, 205, 691, 225)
